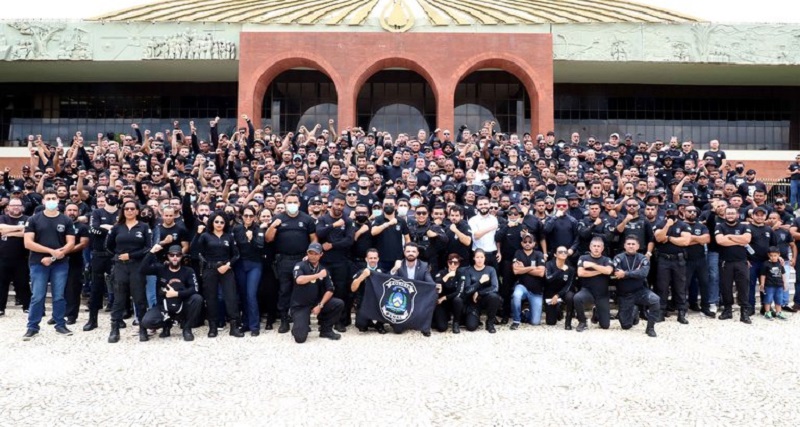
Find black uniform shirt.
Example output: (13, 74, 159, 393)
(371, 215, 409, 264)
(232, 223, 265, 262)
(69, 222, 90, 267)
(192, 232, 239, 265)
(315, 213, 355, 264)
(577, 254, 611, 296)
(0, 213, 29, 257)
(273, 212, 316, 256)
(685, 221, 709, 260)
(654, 219, 691, 255)
(351, 220, 372, 260)
(89, 208, 117, 253)
(760, 260, 784, 288)
(748, 223, 777, 263)
(512, 249, 546, 294)
(25, 212, 75, 265)
(714, 221, 751, 262)
(444, 220, 472, 262)
(106, 221, 152, 261)
(292, 260, 334, 307)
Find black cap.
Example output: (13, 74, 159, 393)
(753, 206, 768, 215)
(307, 243, 323, 254)
(746, 169, 756, 175)
(167, 245, 182, 255)
(624, 133, 633, 140)
(677, 199, 691, 207)
(664, 202, 677, 212)
(310, 196, 323, 204)
(567, 193, 579, 200)
(443, 185, 456, 193)
(11, 186, 22, 193)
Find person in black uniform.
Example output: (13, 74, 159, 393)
(747, 206, 776, 315)
(462, 249, 502, 333)
(192, 211, 243, 338)
(577, 200, 614, 257)
(683, 206, 714, 318)
(408, 203, 448, 275)
(715, 206, 753, 323)
(106, 200, 152, 343)
(432, 253, 466, 333)
(510, 233, 546, 329)
(232, 206, 266, 336)
(544, 245, 576, 328)
(497, 204, 525, 324)
(316, 194, 355, 332)
(371, 196, 410, 272)
(62, 203, 89, 325)
(84, 191, 119, 331)
(22, 190, 76, 340)
(290, 242, 344, 343)
(154, 207, 189, 257)
(612, 236, 660, 337)
(614, 199, 655, 257)
(0, 198, 30, 315)
(574, 237, 615, 332)
(140, 244, 204, 341)
(350, 204, 373, 270)
(350, 248, 387, 334)
(444, 206, 472, 263)
(652, 203, 692, 324)
(543, 198, 579, 260)
(266, 192, 318, 334)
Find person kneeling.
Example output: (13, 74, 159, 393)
(290, 243, 344, 343)
(140, 245, 203, 341)
(612, 236, 659, 337)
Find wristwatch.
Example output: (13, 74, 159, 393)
(50, 256, 57, 262)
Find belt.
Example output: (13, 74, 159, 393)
(658, 252, 684, 261)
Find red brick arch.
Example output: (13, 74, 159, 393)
(349, 56, 440, 115)
(451, 53, 551, 133)
(238, 53, 343, 127)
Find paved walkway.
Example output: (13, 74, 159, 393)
(0, 305, 798, 425)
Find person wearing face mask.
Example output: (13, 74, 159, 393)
(59, 203, 89, 326)
(316, 195, 356, 332)
(0, 198, 31, 315)
(83, 191, 120, 331)
(407, 204, 448, 275)
(371, 196, 411, 272)
(350, 248, 387, 334)
(652, 203, 692, 324)
(140, 244, 203, 341)
(22, 189, 76, 340)
(265, 193, 318, 334)
(351, 204, 374, 266)
(106, 200, 152, 343)
(683, 206, 714, 317)
(715, 206, 753, 324)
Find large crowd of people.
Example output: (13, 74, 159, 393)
(1, 116, 798, 343)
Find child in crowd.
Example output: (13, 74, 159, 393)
(759, 246, 789, 320)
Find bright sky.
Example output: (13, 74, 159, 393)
(2, 0, 800, 23)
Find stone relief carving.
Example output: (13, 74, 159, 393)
(143, 30, 236, 60)
(0, 22, 92, 61)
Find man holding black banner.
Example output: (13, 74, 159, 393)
(389, 244, 435, 336)
(291, 243, 344, 343)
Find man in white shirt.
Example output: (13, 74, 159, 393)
(469, 196, 500, 269)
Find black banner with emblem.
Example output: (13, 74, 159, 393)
(359, 271, 437, 331)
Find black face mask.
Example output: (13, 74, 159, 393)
(359, 184, 369, 189)
(735, 167, 744, 174)
(355, 214, 369, 223)
(383, 205, 395, 215)
(106, 195, 119, 206)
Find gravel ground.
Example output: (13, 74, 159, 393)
(0, 303, 798, 426)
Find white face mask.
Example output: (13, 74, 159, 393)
(397, 207, 409, 216)
(410, 198, 421, 207)
(320, 185, 330, 193)
(286, 204, 299, 215)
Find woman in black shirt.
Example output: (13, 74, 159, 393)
(258, 208, 279, 330)
(106, 200, 152, 343)
(463, 249, 502, 333)
(544, 246, 577, 329)
(432, 253, 465, 334)
(192, 211, 243, 338)
(232, 206, 265, 336)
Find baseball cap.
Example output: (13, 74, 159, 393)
(753, 206, 768, 215)
(664, 202, 677, 212)
(307, 243, 323, 254)
(310, 196, 323, 205)
(746, 169, 756, 175)
(167, 245, 182, 255)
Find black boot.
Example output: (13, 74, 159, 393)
(208, 323, 218, 338)
(701, 307, 717, 318)
(83, 311, 98, 332)
(139, 326, 149, 342)
(159, 326, 171, 338)
(740, 309, 752, 324)
(230, 321, 244, 338)
(182, 329, 194, 341)
(718, 306, 733, 320)
(564, 311, 573, 330)
(278, 317, 290, 334)
(645, 321, 657, 338)
(108, 322, 120, 343)
(677, 310, 689, 325)
(486, 319, 496, 334)
(452, 322, 460, 334)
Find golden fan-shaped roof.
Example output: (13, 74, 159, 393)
(93, 0, 698, 29)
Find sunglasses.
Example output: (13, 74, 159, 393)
(556, 249, 568, 254)
(555, 204, 567, 208)
(415, 211, 428, 215)
(213, 220, 226, 224)
(346, 193, 357, 196)
(124, 207, 137, 211)
(448, 260, 459, 264)
(167, 253, 182, 258)
(242, 214, 254, 218)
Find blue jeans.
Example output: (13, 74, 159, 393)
(706, 252, 720, 305)
(511, 284, 543, 325)
(791, 180, 800, 208)
(749, 260, 764, 309)
(28, 262, 69, 331)
(146, 275, 157, 308)
(764, 287, 783, 306)
(235, 260, 263, 331)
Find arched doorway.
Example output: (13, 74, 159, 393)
(455, 70, 530, 134)
(262, 69, 337, 133)
(356, 70, 435, 137)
